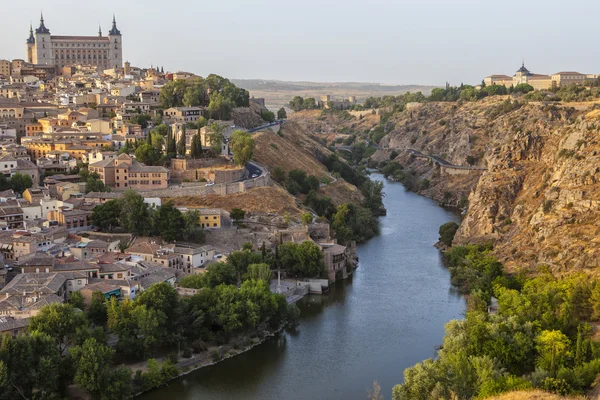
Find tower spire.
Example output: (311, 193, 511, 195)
(27, 22, 35, 44)
(109, 13, 121, 35)
(98, 24, 102, 37)
(36, 11, 50, 34)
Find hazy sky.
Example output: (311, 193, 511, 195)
(2, 0, 599, 86)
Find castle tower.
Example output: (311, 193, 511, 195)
(108, 14, 123, 69)
(26, 23, 35, 63)
(34, 12, 53, 65)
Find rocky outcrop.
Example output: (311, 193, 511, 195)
(381, 97, 600, 272)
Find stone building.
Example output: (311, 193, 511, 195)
(26, 13, 123, 70)
(484, 63, 594, 90)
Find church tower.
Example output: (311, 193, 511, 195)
(108, 14, 123, 69)
(34, 13, 53, 65)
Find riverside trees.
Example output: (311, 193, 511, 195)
(1, 278, 295, 399)
(393, 245, 600, 398)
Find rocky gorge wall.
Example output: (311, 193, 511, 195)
(376, 97, 600, 272)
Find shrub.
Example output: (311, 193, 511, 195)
(192, 339, 207, 353)
(211, 349, 222, 363)
(182, 348, 192, 358)
(439, 222, 459, 246)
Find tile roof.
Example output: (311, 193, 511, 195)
(0, 317, 30, 332)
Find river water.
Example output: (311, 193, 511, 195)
(142, 174, 464, 400)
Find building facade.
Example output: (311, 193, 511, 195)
(26, 14, 123, 70)
(484, 63, 593, 91)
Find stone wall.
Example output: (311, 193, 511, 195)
(141, 174, 271, 199)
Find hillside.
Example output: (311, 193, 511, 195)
(364, 97, 600, 272)
(164, 186, 302, 217)
(252, 121, 331, 179)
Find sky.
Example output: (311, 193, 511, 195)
(2, 0, 600, 86)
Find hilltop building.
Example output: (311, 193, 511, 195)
(26, 13, 123, 70)
(484, 63, 597, 90)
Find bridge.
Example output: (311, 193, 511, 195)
(408, 149, 487, 173)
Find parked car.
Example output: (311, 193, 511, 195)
(6, 267, 13, 271)
(205, 182, 215, 187)
(214, 254, 223, 259)
(251, 174, 258, 178)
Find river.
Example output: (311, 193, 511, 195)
(141, 173, 465, 399)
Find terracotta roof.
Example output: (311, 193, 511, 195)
(16, 252, 55, 267)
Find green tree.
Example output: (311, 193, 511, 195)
(279, 241, 324, 278)
(129, 114, 151, 129)
(69, 291, 85, 310)
(152, 201, 184, 242)
(178, 274, 205, 289)
(0, 331, 63, 398)
(69, 338, 132, 399)
(230, 130, 255, 166)
(230, 208, 245, 221)
(91, 199, 120, 231)
(247, 263, 272, 282)
(177, 127, 187, 157)
(135, 143, 160, 166)
(277, 107, 287, 119)
(86, 173, 108, 193)
(301, 212, 313, 225)
(190, 133, 202, 158)
(207, 92, 234, 120)
(203, 262, 237, 287)
(119, 189, 152, 235)
(289, 96, 304, 112)
(439, 222, 459, 246)
(182, 209, 204, 242)
(272, 166, 286, 183)
(207, 123, 225, 156)
(89, 291, 108, 327)
(536, 330, 571, 377)
(10, 173, 33, 194)
(332, 204, 352, 244)
(28, 302, 87, 355)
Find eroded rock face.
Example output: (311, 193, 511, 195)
(382, 98, 600, 272)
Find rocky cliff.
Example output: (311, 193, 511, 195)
(377, 97, 600, 272)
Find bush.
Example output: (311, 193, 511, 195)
(192, 339, 207, 353)
(540, 377, 573, 396)
(438, 222, 459, 246)
(182, 348, 192, 358)
(211, 349, 222, 363)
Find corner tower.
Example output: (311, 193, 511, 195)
(26, 23, 35, 63)
(108, 14, 123, 69)
(34, 12, 53, 65)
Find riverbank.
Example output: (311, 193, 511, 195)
(133, 327, 287, 397)
(139, 173, 465, 400)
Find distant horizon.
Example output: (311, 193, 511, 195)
(3, 0, 600, 86)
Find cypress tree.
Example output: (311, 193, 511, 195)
(177, 126, 187, 157)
